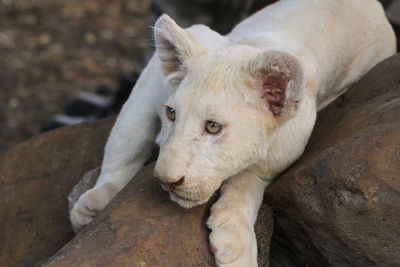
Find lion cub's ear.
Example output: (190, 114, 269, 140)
(154, 14, 205, 85)
(246, 50, 306, 119)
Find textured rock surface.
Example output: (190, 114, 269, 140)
(45, 163, 274, 267)
(0, 116, 274, 266)
(0, 117, 115, 266)
(44, 164, 216, 267)
(266, 53, 400, 266)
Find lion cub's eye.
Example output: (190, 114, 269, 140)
(205, 120, 222, 134)
(166, 106, 176, 121)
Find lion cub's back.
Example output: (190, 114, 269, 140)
(229, 0, 396, 109)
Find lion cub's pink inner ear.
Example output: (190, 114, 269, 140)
(159, 40, 182, 74)
(262, 74, 289, 116)
(245, 50, 306, 119)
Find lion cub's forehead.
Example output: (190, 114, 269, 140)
(178, 45, 258, 95)
(188, 45, 257, 80)
(169, 45, 260, 116)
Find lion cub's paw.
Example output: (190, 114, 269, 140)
(70, 184, 115, 230)
(207, 211, 257, 267)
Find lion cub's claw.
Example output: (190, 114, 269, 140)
(70, 202, 95, 230)
(70, 186, 112, 230)
(207, 214, 257, 267)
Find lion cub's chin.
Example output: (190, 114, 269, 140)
(169, 191, 210, 209)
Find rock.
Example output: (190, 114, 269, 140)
(266, 54, 400, 266)
(44, 163, 216, 266)
(44, 164, 274, 267)
(0, 117, 115, 266)
(0, 114, 274, 266)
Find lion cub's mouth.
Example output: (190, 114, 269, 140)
(170, 191, 194, 201)
(169, 191, 209, 208)
(158, 182, 211, 208)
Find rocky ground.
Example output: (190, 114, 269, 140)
(0, 0, 150, 156)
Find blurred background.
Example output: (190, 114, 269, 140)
(0, 0, 399, 157)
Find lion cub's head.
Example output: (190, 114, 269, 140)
(153, 15, 305, 208)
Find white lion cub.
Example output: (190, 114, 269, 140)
(70, 0, 395, 265)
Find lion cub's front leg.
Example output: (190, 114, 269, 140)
(207, 170, 268, 266)
(70, 56, 162, 230)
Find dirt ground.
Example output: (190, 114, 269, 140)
(0, 0, 150, 156)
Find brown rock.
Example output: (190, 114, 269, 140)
(44, 163, 215, 267)
(44, 163, 273, 267)
(0, 117, 115, 266)
(0, 115, 274, 266)
(266, 54, 400, 266)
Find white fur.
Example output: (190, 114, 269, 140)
(70, 0, 396, 266)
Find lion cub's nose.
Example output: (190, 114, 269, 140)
(156, 176, 185, 190)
